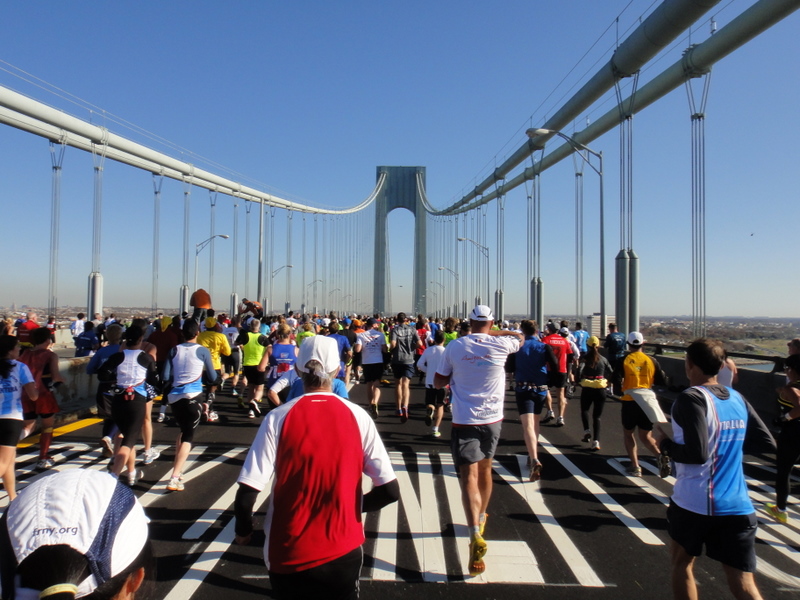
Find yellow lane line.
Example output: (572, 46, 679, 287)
(19, 418, 103, 448)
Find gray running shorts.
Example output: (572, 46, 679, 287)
(451, 421, 502, 468)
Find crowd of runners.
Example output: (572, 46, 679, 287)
(0, 297, 798, 599)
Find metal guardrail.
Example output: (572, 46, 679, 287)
(644, 343, 785, 374)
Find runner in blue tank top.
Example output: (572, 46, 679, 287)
(655, 338, 775, 600)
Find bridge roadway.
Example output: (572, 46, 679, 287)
(5, 381, 799, 600)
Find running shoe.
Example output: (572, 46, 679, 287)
(37, 457, 54, 470)
(657, 453, 672, 478)
(157, 412, 165, 423)
(400, 407, 409, 424)
(232, 389, 239, 397)
(425, 406, 434, 426)
(127, 469, 143, 486)
(528, 458, 542, 482)
(582, 430, 592, 443)
(541, 410, 554, 424)
(238, 398, 246, 409)
(468, 533, 488, 576)
(247, 409, 255, 419)
(478, 513, 489, 537)
(142, 449, 160, 465)
(431, 430, 441, 438)
(250, 401, 261, 417)
(626, 465, 642, 477)
(764, 503, 788, 524)
(370, 403, 379, 419)
(591, 440, 601, 451)
(167, 477, 184, 492)
(207, 411, 219, 423)
(206, 392, 216, 404)
(556, 416, 565, 427)
(100, 436, 114, 458)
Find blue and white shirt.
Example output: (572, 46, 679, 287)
(0, 360, 34, 420)
(164, 343, 215, 402)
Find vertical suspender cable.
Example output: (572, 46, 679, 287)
(573, 151, 585, 321)
(209, 190, 217, 299)
(244, 201, 252, 300)
(287, 210, 293, 312)
(231, 198, 239, 316)
(151, 173, 163, 314)
(48, 141, 66, 320)
(88, 137, 108, 318)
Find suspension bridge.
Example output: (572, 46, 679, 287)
(0, 0, 797, 333)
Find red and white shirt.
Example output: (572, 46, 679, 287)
(238, 392, 395, 573)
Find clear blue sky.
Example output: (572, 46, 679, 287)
(0, 1, 798, 318)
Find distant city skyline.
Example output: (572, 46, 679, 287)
(0, 1, 798, 317)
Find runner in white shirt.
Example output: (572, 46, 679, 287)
(435, 305, 522, 578)
(354, 318, 388, 418)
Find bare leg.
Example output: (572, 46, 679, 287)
(671, 540, 699, 600)
(722, 564, 764, 600)
(0, 446, 18, 501)
(519, 413, 540, 462)
(112, 445, 132, 476)
(638, 429, 661, 458)
(623, 428, 638, 468)
(433, 405, 444, 429)
(172, 435, 191, 478)
(459, 458, 493, 528)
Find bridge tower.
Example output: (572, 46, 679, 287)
(373, 166, 427, 316)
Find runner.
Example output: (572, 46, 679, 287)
(434, 305, 523, 576)
(222, 315, 243, 401)
(96, 325, 160, 485)
(514, 320, 557, 480)
(417, 330, 447, 438)
(233, 335, 399, 599)
(354, 318, 388, 418)
(654, 338, 775, 600)
(542, 322, 570, 426)
(236, 318, 271, 418)
(612, 331, 668, 477)
(0, 335, 37, 501)
(86, 323, 124, 457)
(577, 336, 613, 451)
(389, 312, 420, 424)
(162, 319, 216, 491)
(764, 353, 800, 524)
(264, 324, 298, 399)
(196, 317, 231, 419)
(18, 327, 64, 469)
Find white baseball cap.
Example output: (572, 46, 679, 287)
(469, 305, 494, 322)
(1, 469, 149, 599)
(627, 331, 644, 345)
(296, 334, 340, 374)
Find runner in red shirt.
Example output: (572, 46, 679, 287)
(543, 322, 570, 426)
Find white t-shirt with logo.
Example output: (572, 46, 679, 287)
(437, 333, 521, 425)
(358, 329, 386, 365)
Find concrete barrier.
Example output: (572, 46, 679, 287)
(654, 354, 783, 427)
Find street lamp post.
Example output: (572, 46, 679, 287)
(526, 128, 606, 335)
(270, 264, 293, 314)
(306, 279, 322, 314)
(194, 234, 230, 293)
(438, 266, 460, 318)
(457, 237, 489, 309)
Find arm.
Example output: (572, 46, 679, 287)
(233, 483, 259, 544)
(487, 329, 524, 343)
(651, 356, 667, 387)
(362, 479, 400, 512)
(433, 372, 450, 389)
(778, 385, 800, 421)
(658, 390, 708, 464)
(257, 345, 272, 372)
(23, 381, 38, 402)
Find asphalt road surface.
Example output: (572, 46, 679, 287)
(6, 379, 799, 599)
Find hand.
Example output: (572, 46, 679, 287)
(234, 533, 252, 546)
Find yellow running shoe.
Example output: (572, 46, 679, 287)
(765, 503, 788, 524)
(468, 533, 487, 576)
